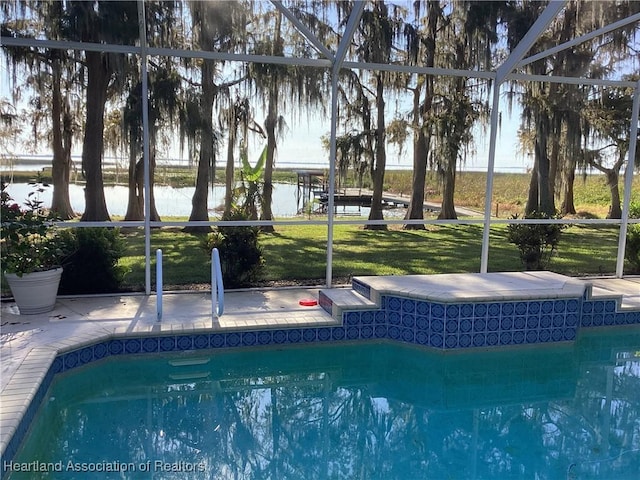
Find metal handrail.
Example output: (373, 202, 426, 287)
(211, 248, 224, 317)
(156, 249, 163, 321)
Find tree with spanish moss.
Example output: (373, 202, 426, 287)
(184, 0, 248, 232)
(1, 0, 80, 219)
(337, 1, 407, 230)
(582, 77, 640, 219)
(403, 0, 442, 229)
(247, 4, 328, 232)
(432, 1, 504, 220)
(63, 1, 140, 221)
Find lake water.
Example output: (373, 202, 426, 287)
(4, 182, 311, 218)
(2, 182, 391, 219)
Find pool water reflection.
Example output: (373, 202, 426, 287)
(7, 330, 640, 479)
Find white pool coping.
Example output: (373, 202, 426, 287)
(357, 271, 589, 304)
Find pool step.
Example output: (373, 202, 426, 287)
(319, 288, 378, 322)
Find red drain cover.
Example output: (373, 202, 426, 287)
(299, 299, 318, 306)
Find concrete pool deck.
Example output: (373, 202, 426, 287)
(1, 273, 639, 462)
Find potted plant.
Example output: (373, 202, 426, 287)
(1, 181, 69, 314)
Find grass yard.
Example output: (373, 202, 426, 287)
(116, 223, 624, 291)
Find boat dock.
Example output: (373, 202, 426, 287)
(295, 171, 481, 217)
(317, 189, 412, 209)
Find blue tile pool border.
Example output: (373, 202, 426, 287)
(2, 286, 640, 470)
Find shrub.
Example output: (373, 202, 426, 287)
(201, 208, 264, 288)
(507, 212, 565, 271)
(626, 223, 640, 273)
(58, 228, 127, 294)
(629, 201, 640, 219)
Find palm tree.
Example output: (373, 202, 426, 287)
(221, 96, 265, 216)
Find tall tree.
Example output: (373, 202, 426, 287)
(583, 78, 640, 219)
(432, 1, 503, 220)
(508, 0, 639, 216)
(557, 1, 640, 215)
(261, 10, 283, 232)
(1, 1, 79, 219)
(62, 1, 140, 221)
(185, 0, 247, 232)
(404, 0, 441, 229)
(122, 64, 182, 221)
(247, 4, 328, 232)
(339, 1, 406, 230)
(118, 2, 182, 222)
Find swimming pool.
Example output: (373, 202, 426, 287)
(5, 330, 640, 479)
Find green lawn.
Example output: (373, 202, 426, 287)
(117, 223, 623, 291)
(4, 169, 634, 294)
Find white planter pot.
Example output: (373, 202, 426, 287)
(4, 268, 63, 315)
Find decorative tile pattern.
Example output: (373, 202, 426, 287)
(318, 291, 333, 315)
(352, 279, 371, 299)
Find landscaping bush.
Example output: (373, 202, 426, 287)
(201, 208, 264, 288)
(507, 212, 565, 271)
(626, 223, 640, 273)
(58, 228, 127, 294)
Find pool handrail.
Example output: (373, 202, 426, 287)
(156, 248, 163, 321)
(211, 248, 224, 317)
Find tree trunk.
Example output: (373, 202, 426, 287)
(259, 10, 283, 234)
(404, 123, 428, 229)
(606, 169, 622, 219)
(548, 116, 560, 202)
(606, 161, 623, 219)
(525, 159, 539, 215)
(80, 51, 111, 221)
(260, 87, 277, 233)
(224, 127, 236, 217)
(536, 112, 555, 215)
(404, 1, 438, 229)
(526, 110, 554, 216)
(187, 141, 213, 230)
(560, 166, 576, 215)
(147, 138, 161, 222)
(437, 162, 457, 219)
(365, 74, 387, 231)
(50, 58, 74, 219)
(185, 59, 215, 233)
(124, 136, 143, 221)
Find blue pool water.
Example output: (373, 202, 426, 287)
(6, 330, 640, 480)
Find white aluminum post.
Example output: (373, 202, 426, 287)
(480, 81, 502, 273)
(211, 248, 224, 317)
(616, 79, 640, 277)
(137, 0, 152, 295)
(325, 1, 364, 287)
